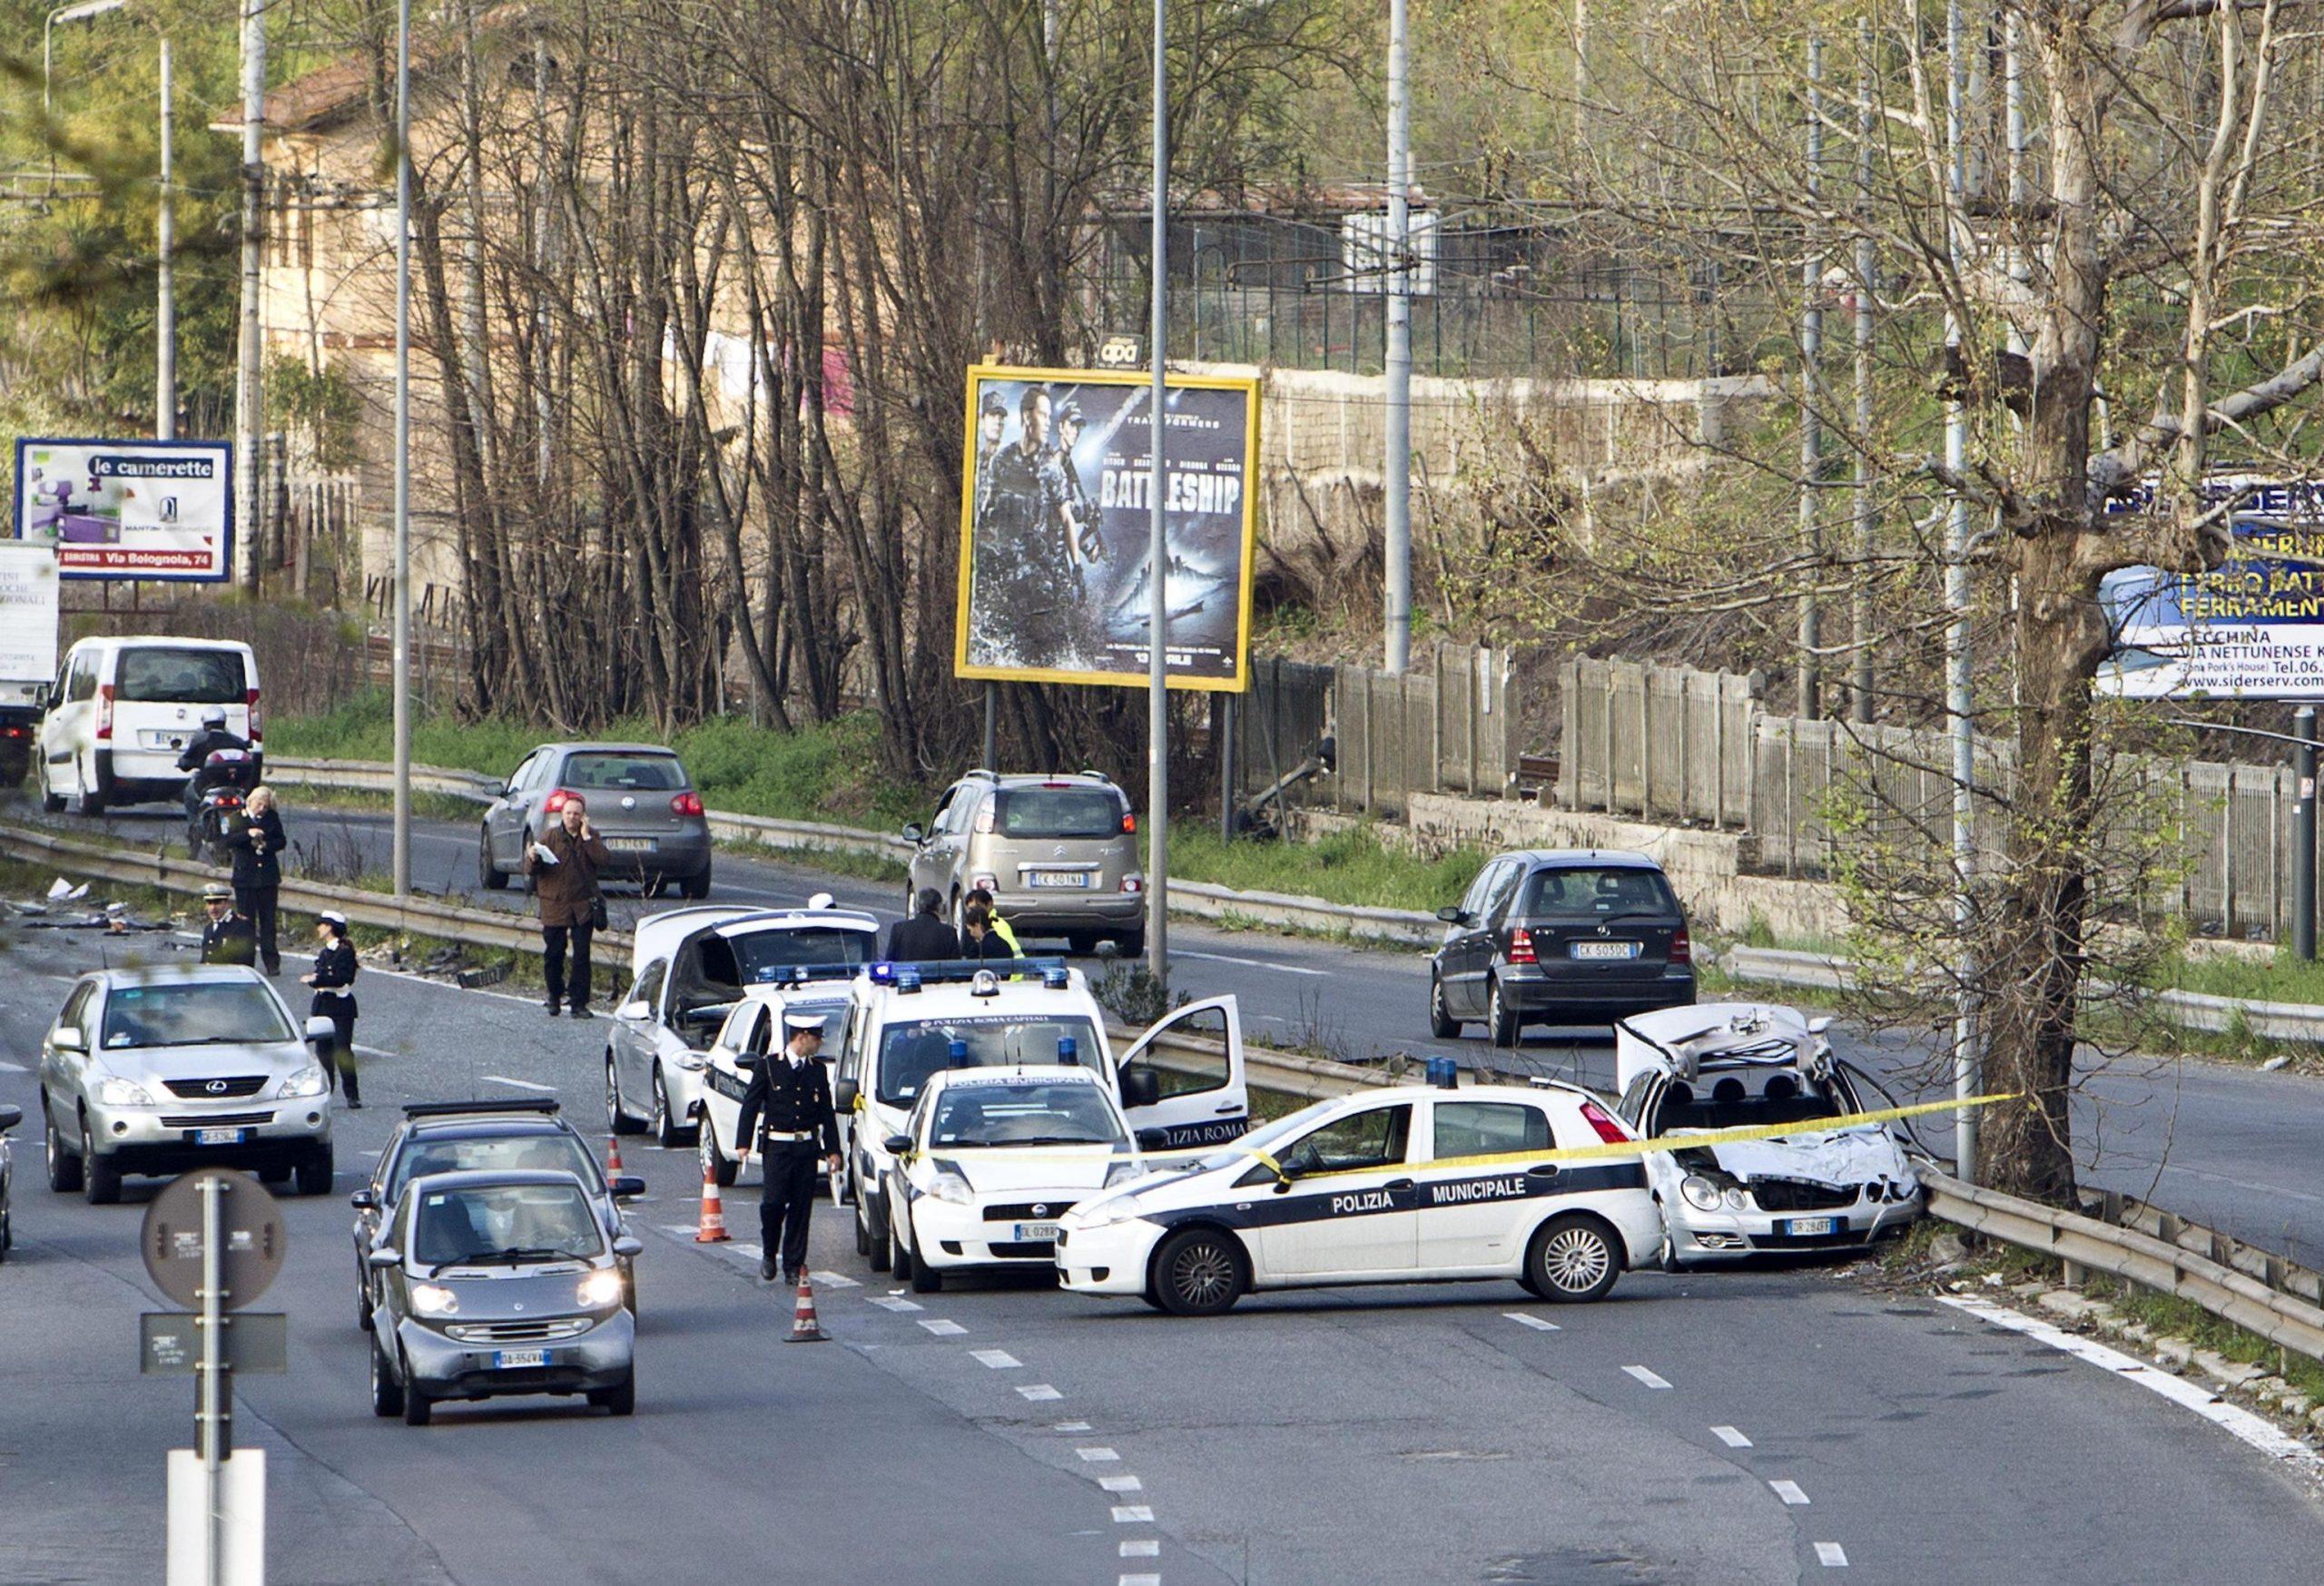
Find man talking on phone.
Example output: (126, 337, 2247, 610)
(522, 793, 614, 1018)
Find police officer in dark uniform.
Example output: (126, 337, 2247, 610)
(197, 882, 258, 967)
(300, 910, 361, 1108)
(733, 1010, 841, 1284)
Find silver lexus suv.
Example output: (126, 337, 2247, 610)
(38, 964, 336, 1203)
(902, 771, 1144, 956)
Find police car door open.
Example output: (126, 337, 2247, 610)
(1113, 995, 1250, 1153)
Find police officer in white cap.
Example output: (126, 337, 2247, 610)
(734, 1009, 841, 1284)
(300, 910, 361, 1108)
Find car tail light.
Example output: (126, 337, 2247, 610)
(1506, 926, 1537, 966)
(1121, 813, 1137, 833)
(246, 686, 263, 744)
(970, 872, 997, 894)
(219, 793, 243, 809)
(974, 803, 995, 834)
(0, 724, 25, 740)
(1669, 927, 1692, 965)
(1579, 1100, 1630, 1144)
(671, 792, 704, 816)
(95, 684, 113, 741)
(1120, 875, 1143, 893)
(544, 788, 575, 813)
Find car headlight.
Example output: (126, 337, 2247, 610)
(1074, 1197, 1146, 1230)
(1679, 1175, 1723, 1212)
(673, 1052, 706, 1072)
(925, 1173, 973, 1206)
(410, 1284, 460, 1317)
(280, 1065, 328, 1098)
(94, 1076, 155, 1108)
(1102, 1159, 1147, 1188)
(1723, 1186, 1751, 1212)
(576, 1270, 625, 1309)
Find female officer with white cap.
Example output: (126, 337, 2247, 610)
(733, 1009, 842, 1285)
(300, 910, 361, 1108)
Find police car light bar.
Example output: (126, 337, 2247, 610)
(748, 961, 864, 987)
(868, 957, 1072, 989)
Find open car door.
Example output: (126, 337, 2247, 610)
(1115, 995, 1250, 1152)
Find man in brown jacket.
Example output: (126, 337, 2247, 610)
(523, 794, 615, 1018)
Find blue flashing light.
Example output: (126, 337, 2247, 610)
(1058, 1036, 1079, 1066)
(947, 1039, 969, 1069)
(1041, 964, 1069, 990)
(898, 968, 922, 994)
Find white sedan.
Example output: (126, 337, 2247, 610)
(885, 1068, 1146, 1294)
(1056, 1079, 1664, 1315)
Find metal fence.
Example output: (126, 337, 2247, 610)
(1237, 644, 1518, 819)
(1561, 656, 2321, 944)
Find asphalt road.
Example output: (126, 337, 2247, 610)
(2, 878, 2321, 1581)
(32, 794, 2324, 1267)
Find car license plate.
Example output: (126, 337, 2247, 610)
(1570, 941, 1640, 960)
(604, 837, 655, 852)
(193, 1128, 247, 1147)
(493, 1348, 548, 1369)
(1779, 1217, 1839, 1236)
(1027, 871, 1089, 889)
(141, 729, 183, 750)
(1012, 1222, 1061, 1243)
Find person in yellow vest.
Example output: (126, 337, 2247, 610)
(963, 885, 1020, 954)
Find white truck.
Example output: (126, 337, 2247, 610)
(0, 543, 60, 786)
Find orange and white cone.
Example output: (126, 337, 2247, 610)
(606, 1133, 625, 1175)
(786, 1271, 829, 1343)
(694, 1164, 732, 1244)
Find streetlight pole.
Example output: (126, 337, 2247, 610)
(235, 0, 265, 593)
(1146, 0, 1169, 984)
(1943, 0, 1980, 1182)
(43, 2, 128, 193)
(157, 34, 173, 439)
(391, 0, 413, 898)
(1381, 0, 1412, 676)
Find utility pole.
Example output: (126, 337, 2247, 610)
(390, 0, 413, 898)
(1146, 0, 1169, 985)
(157, 35, 173, 440)
(1849, 19, 1874, 724)
(2298, 705, 2318, 963)
(1382, 0, 1413, 676)
(1944, 0, 1980, 1182)
(1797, 34, 1824, 719)
(234, 0, 265, 593)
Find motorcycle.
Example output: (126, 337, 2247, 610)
(186, 747, 258, 864)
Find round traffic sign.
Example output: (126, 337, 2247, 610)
(140, 1167, 287, 1310)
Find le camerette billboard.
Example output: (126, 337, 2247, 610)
(12, 438, 233, 582)
(954, 366, 1260, 691)
(2096, 477, 2324, 700)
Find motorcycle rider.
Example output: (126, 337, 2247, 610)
(176, 706, 252, 827)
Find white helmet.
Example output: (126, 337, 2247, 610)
(201, 705, 228, 729)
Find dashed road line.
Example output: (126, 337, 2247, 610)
(867, 1295, 923, 1313)
(1711, 1425, 1752, 1448)
(481, 1074, 556, 1092)
(1118, 1574, 1161, 1586)
(970, 1348, 1022, 1369)
(1174, 948, 1328, 977)
(0, 1059, 27, 1073)
(918, 1318, 967, 1336)
(1110, 1505, 1155, 1524)
(1622, 1365, 1673, 1390)
(809, 1269, 860, 1289)
(1769, 1481, 1811, 1506)
(1120, 1540, 1160, 1558)
(1815, 1542, 1849, 1567)
(1099, 1475, 1143, 1492)
(1076, 1447, 1120, 1463)
(1503, 1312, 1561, 1332)
(1053, 1420, 1092, 1432)
(1017, 1384, 1063, 1401)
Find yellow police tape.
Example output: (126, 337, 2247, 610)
(907, 1089, 2022, 1183)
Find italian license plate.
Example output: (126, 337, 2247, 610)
(1570, 941, 1640, 960)
(1012, 1222, 1061, 1243)
(141, 730, 183, 750)
(1027, 872, 1089, 889)
(193, 1128, 247, 1147)
(1779, 1217, 1839, 1236)
(494, 1348, 548, 1369)
(604, 837, 655, 852)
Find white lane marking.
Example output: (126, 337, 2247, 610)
(0, 1059, 27, 1072)
(809, 1269, 861, 1289)
(359, 1148, 382, 1158)
(868, 1295, 923, 1313)
(1711, 1425, 1752, 1449)
(482, 1074, 556, 1092)
(918, 1318, 967, 1336)
(1077, 1447, 1120, 1463)
(1054, 1421, 1093, 1432)
(1939, 1295, 2324, 1474)
(970, 1348, 1022, 1369)
(1017, 1384, 1062, 1401)
(1622, 1365, 1673, 1390)
(1174, 948, 1328, 977)
(1503, 1312, 1561, 1332)
(1120, 1540, 1160, 1558)
(1119, 1575, 1161, 1586)
(1099, 1475, 1143, 1492)
(1110, 1506, 1155, 1524)
(353, 1044, 400, 1059)
(1770, 1481, 1810, 1506)
(1816, 1542, 1849, 1567)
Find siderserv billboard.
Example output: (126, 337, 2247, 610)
(13, 438, 233, 582)
(954, 366, 1260, 691)
(2097, 478, 2324, 700)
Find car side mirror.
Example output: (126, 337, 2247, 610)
(349, 1188, 377, 1211)
(366, 1247, 403, 1271)
(1118, 1068, 1160, 1110)
(1435, 905, 1467, 924)
(616, 1000, 652, 1022)
(881, 1133, 912, 1155)
(0, 1104, 21, 1134)
(612, 1236, 645, 1259)
(1807, 1016, 1833, 1035)
(734, 1053, 763, 1072)
(610, 1176, 646, 1198)
(833, 1079, 859, 1110)
(902, 823, 924, 843)
(304, 1015, 336, 1048)
(50, 1026, 85, 1054)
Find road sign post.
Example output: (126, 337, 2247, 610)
(2298, 705, 2317, 962)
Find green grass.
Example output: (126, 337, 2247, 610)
(1164, 824, 1489, 914)
(2151, 949, 2324, 1007)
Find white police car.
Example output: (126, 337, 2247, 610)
(882, 1067, 1146, 1293)
(1056, 1079, 1663, 1315)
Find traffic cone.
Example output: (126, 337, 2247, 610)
(786, 1271, 829, 1343)
(694, 1164, 732, 1244)
(606, 1133, 625, 1175)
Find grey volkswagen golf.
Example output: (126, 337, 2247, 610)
(478, 742, 714, 898)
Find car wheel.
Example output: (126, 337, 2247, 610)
(356, 1266, 374, 1332)
(1486, 977, 1521, 1047)
(39, 760, 64, 813)
(1152, 1227, 1247, 1316)
(478, 828, 508, 891)
(949, 891, 966, 935)
(74, 756, 104, 817)
(0, 1207, 11, 1262)
(907, 1211, 942, 1294)
(698, 1114, 736, 1189)
(651, 1069, 686, 1149)
(296, 1148, 334, 1197)
(258, 1164, 291, 1186)
(82, 1120, 120, 1206)
(1065, 931, 1099, 957)
(401, 1376, 433, 1426)
(369, 1339, 404, 1418)
(1116, 930, 1146, 961)
(1526, 1214, 1622, 1304)
(606, 1057, 640, 1136)
(1428, 971, 1461, 1038)
(588, 1374, 637, 1416)
(680, 867, 712, 901)
(44, 1102, 83, 1193)
(865, 1190, 892, 1273)
(890, 1199, 916, 1284)
(853, 1191, 871, 1256)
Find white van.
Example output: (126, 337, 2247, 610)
(37, 636, 261, 814)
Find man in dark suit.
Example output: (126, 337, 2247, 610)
(734, 1010, 842, 1284)
(885, 887, 962, 962)
(197, 882, 258, 967)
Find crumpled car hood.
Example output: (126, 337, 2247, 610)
(1675, 1126, 1913, 1184)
